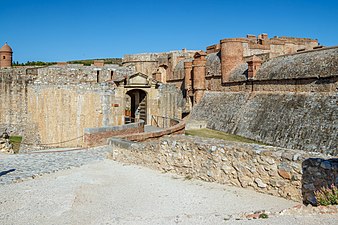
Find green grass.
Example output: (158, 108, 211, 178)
(9, 136, 22, 154)
(185, 128, 265, 145)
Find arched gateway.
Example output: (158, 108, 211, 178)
(126, 89, 147, 123)
(113, 72, 159, 125)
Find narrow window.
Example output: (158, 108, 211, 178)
(96, 71, 100, 83)
(111, 71, 114, 80)
(3, 56, 5, 59)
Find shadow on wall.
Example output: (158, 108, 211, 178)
(302, 158, 338, 205)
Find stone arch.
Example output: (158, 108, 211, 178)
(126, 89, 148, 123)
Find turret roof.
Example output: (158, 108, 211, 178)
(0, 43, 13, 52)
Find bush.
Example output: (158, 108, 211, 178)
(314, 184, 338, 206)
(259, 213, 268, 219)
(9, 136, 22, 154)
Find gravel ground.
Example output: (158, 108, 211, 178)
(0, 148, 337, 224)
(0, 146, 111, 185)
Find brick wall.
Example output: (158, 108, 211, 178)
(83, 121, 144, 147)
(111, 118, 185, 142)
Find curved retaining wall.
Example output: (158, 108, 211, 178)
(113, 118, 185, 142)
(83, 121, 144, 147)
(190, 91, 337, 155)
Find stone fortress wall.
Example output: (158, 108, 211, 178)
(0, 68, 38, 145)
(0, 66, 117, 149)
(190, 92, 337, 156)
(26, 83, 115, 148)
(0, 34, 337, 153)
(122, 34, 337, 154)
(188, 46, 337, 154)
(0, 62, 182, 150)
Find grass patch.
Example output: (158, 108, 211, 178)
(9, 136, 22, 154)
(185, 128, 265, 145)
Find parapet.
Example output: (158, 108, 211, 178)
(206, 44, 221, 54)
(220, 38, 248, 44)
(122, 53, 163, 63)
(256, 46, 338, 80)
(93, 60, 104, 67)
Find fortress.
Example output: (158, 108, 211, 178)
(0, 34, 337, 204)
(0, 33, 337, 155)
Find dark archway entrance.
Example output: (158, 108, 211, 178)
(126, 89, 147, 123)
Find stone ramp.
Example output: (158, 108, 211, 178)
(144, 125, 163, 132)
(0, 146, 111, 185)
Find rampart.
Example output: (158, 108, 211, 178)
(36, 64, 134, 84)
(190, 91, 337, 155)
(110, 135, 337, 204)
(1, 66, 183, 151)
(0, 68, 37, 144)
(25, 83, 116, 149)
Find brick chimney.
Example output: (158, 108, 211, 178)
(93, 60, 104, 67)
(247, 55, 262, 79)
(184, 61, 193, 95)
(153, 69, 162, 82)
(192, 51, 207, 104)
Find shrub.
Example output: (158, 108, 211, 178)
(259, 213, 268, 219)
(314, 184, 338, 206)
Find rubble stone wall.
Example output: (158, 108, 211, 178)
(110, 135, 337, 203)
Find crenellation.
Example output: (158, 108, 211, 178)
(206, 44, 221, 54)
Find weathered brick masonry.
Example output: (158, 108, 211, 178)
(83, 121, 144, 147)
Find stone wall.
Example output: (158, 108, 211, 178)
(1, 66, 184, 150)
(83, 120, 144, 147)
(0, 69, 37, 144)
(302, 158, 338, 205)
(25, 83, 116, 149)
(255, 47, 338, 81)
(190, 92, 337, 155)
(110, 135, 337, 203)
(110, 117, 185, 142)
(122, 53, 163, 76)
(37, 64, 134, 84)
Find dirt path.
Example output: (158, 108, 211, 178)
(0, 159, 336, 225)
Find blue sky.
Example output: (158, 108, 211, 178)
(1, 0, 337, 63)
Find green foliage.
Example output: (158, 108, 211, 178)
(314, 184, 338, 206)
(9, 136, 22, 154)
(14, 61, 56, 66)
(185, 128, 265, 145)
(259, 213, 268, 219)
(67, 58, 122, 66)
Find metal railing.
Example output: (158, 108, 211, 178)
(150, 115, 180, 129)
(124, 116, 136, 124)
